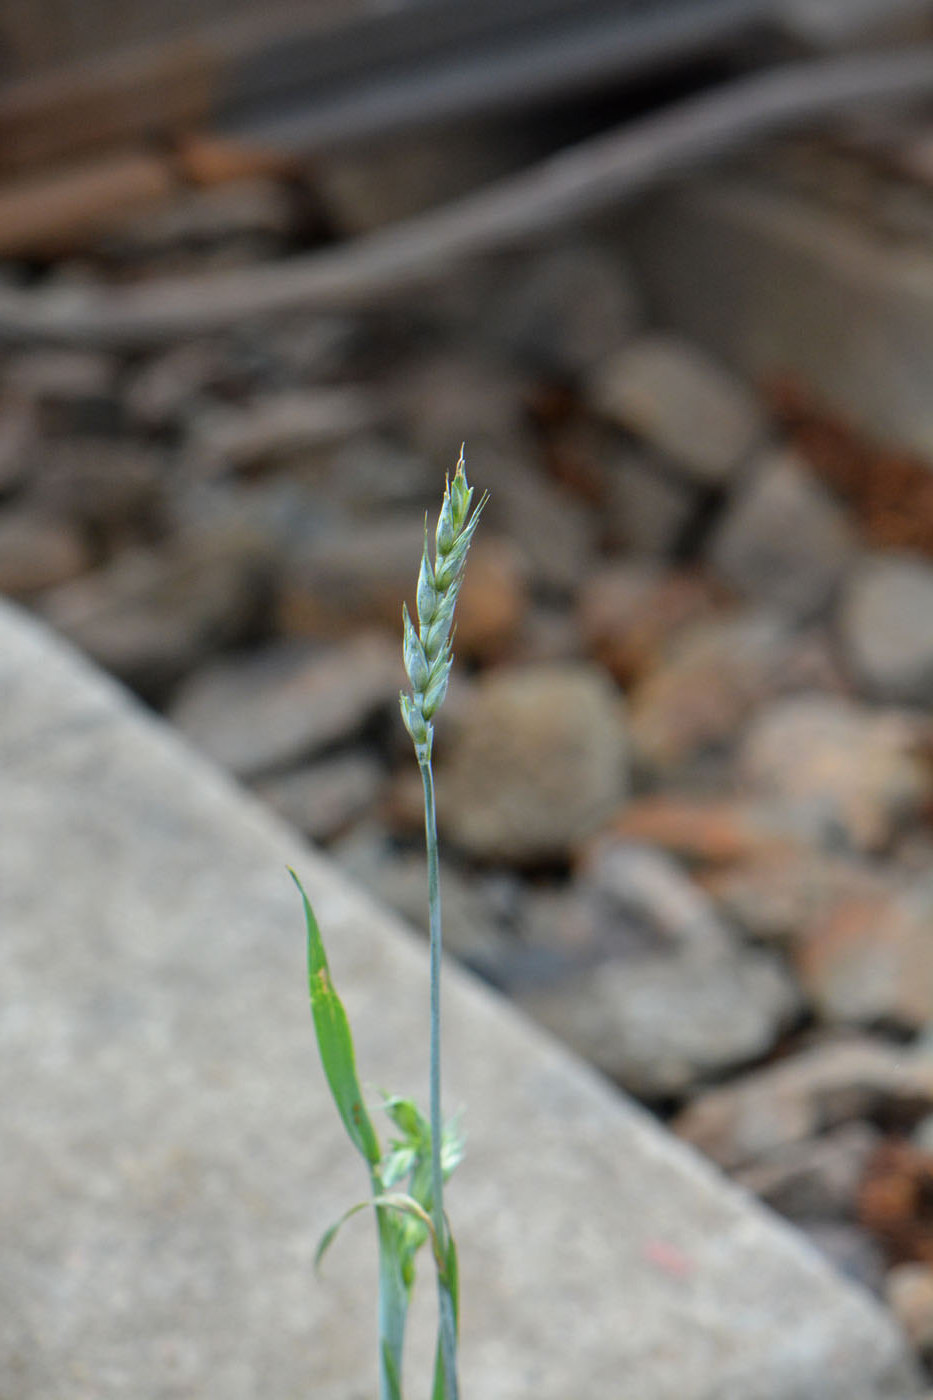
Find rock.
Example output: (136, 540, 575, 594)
(254, 752, 385, 843)
(610, 794, 829, 868)
(771, 626, 851, 698)
(573, 839, 734, 959)
(452, 535, 528, 664)
(440, 664, 630, 862)
(105, 177, 294, 258)
(626, 176, 933, 462)
(27, 437, 166, 545)
(733, 1121, 881, 1221)
(737, 695, 931, 852)
(520, 944, 798, 1099)
(839, 553, 933, 704)
(511, 602, 583, 666)
(255, 315, 359, 386)
(323, 436, 435, 514)
(628, 611, 793, 772)
(587, 333, 766, 483)
(486, 449, 597, 595)
(172, 475, 335, 572)
(0, 397, 37, 492)
(125, 340, 224, 429)
(859, 1137, 933, 1267)
(913, 1114, 933, 1155)
(511, 880, 610, 965)
(186, 388, 379, 477)
(513, 840, 734, 971)
(1, 599, 924, 1399)
(38, 536, 269, 697)
(540, 416, 617, 504)
(388, 351, 531, 467)
(169, 632, 402, 778)
(766, 368, 933, 560)
(278, 514, 425, 639)
(673, 1038, 933, 1172)
(704, 849, 891, 945)
(578, 564, 721, 686)
(3, 348, 118, 430)
(0, 509, 90, 596)
(708, 448, 857, 618)
(330, 824, 514, 982)
(488, 241, 641, 376)
(886, 1263, 933, 1353)
(602, 446, 700, 557)
(799, 1222, 888, 1296)
(795, 876, 933, 1029)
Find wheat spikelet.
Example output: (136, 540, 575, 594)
(399, 448, 486, 761)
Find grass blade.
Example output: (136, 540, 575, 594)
(314, 1200, 371, 1272)
(431, 1231, 460, 1400)
(381, 1341, 404, 1400)
(290, 869, 381, 1167)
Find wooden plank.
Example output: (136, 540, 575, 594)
(0, 152, 176, 258)
(0, 132, 299, 257)
(0, 0, 751, 180)
(0, 42, 217, 176)
(0, 0, 369, 176)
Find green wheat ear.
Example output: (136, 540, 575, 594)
(400, 447, 488, 763)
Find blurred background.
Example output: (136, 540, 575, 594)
(3, 0, 933, 1374)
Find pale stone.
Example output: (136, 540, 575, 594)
(169, 632, 402, 778)
(488, 241, 641, 376)
(588, 333, 765, 483)
(440, 663, 630, 862)
(738, 694, 931, 852)
(674, 1038, 933, 1171)
(839, 552, 933, 705)
(709, 448, 857, 618)
(522, 945, 799, 1099)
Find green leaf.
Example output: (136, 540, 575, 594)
(383, 1095, 429, 1144)
(443, 1228, 459, 1321)
(381, 1341, 404, 1400)
(431, 1340, 445, 1400)
(441, 1115, 465, 1180)
(381, 1144, 417, 1189)
(431, 1234, 460, 1400)
(290, 869, 381, 1167)
(314, 1200, 371, 1272)
(372, 1193, 440, 1261)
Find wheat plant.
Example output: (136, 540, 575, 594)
(292, 452, 485, 1400)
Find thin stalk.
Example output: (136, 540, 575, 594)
(373, 1176, 409, 1400)
(420, 756, 459, 1400)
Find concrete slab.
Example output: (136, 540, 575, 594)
(0, 599, 923, 1399)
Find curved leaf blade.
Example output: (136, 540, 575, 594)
(290, 869, 381, 1167)
(314, 1200, 371, 1273)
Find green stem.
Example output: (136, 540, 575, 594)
(373, 1168, 409, 1400)
(419, 757, 459, 1400)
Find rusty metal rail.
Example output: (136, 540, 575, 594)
(217, 0, 775, 152)
(0, 0, 774, 178)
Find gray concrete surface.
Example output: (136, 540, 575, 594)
(0, 599, 923, 1399)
